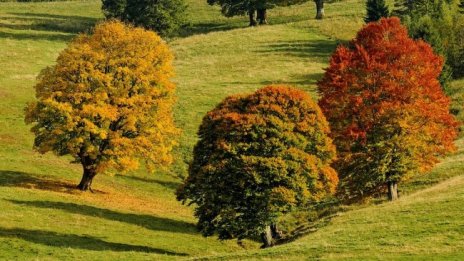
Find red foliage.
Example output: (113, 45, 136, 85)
(318, 17, 459, 200)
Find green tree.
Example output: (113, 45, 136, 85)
(177, 86, 338, 247)
(364, 0, 389, 23)
(102, 0, 187, 37)
(393, 0, 463, 81)
(25, 21, 179, 191)
(101, 0, 126, 19)
(207, 0, 309, 26)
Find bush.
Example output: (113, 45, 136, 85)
(177, 85, 338, 247)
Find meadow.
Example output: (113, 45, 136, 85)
(0, 0, 463, 259)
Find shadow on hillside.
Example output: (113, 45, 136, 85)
(260, 72, 324, 87)
(0, 170, 84, 194)
(277, 215, 335, 246)
(258, 39, 338, 60)
(178, 14, 309, 38)
(0, 31, 73, 42)
(116, 175, 181, 191)
(0, 12, 99, 41)
(0, 227, 187, 255)
(178, 22, 240, 37)
(9, 200, 197, 235)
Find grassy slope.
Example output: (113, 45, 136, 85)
(207, 175, 464, 260)
(0, 0, 462, 260)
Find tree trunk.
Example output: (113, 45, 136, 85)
(260, 225, 273, 248)
(257, 9, 268, 25)
(270, 223, 282, 240)
(315, 0, 324, 20)
(77, 165, 97, 192)
(387, 181, 398, 201)
(249, 9, 257, 26)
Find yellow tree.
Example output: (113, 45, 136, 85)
(25, 21, 179, 191)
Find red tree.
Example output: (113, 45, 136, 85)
(318, 17, 458, 201)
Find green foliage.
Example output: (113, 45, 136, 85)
(207, 0, 308, 17)
(101, 0, 126, 19)
(364, 0, 389, 23)
(393, 0, 464, 80)
(102, 0, 187, 37)
(1, 0, 464, 259)
(177, 86, 338, 242)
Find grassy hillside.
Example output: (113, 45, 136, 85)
(0, 0, 463, 260)
(203, 175, 464, 260)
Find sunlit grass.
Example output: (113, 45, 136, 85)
(0, 0, 463, 259)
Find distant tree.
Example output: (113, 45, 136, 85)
(101, 0, 126, 19)
(392, 0, 457, 17)
(392, 0, 463, 81)
(102, 0, 187, 37)
(177, 86, 338, 247)
(25, 21, 179, 191)
(364, 0, 389, 23)
(207, 0, 309, 26)
(318, 18, 458, 202)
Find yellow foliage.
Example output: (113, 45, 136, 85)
(25, 20, 179, 177)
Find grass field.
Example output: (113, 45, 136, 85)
(0, 0, 463, 259)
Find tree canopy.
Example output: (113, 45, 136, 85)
(207, 0, 308, 25)
(177, 85, 338, 247)
(364, 0, 389, 23)
(318, 17, 458, 202)
(25, 21, 179, 191)
(102, 0, 187, 37)
(393, 0, 464, 80)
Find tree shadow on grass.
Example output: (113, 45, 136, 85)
(0, 170, 84, 194)
(0, 12, 99, 41)
(178, 22, 241, 37)
(6, 12, 99, 34)
(276, 212, 337, 246)
(0, 31, 74, 42)
(8, 200, 197, 235)
(258, 39, 338, 61)
(260, 72, 324, 87)
(116, 174, 181, 191)
(0, 227, 187, 255)
(177, 13, 309, 38)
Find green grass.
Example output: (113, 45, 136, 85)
(203, 175, 464, 260)
(0, 0, 463, 259)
